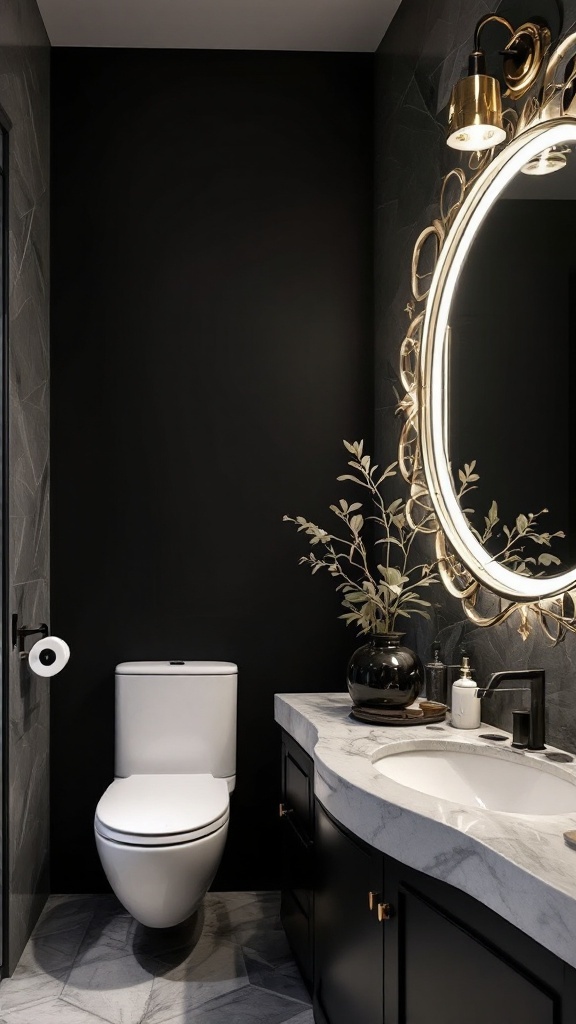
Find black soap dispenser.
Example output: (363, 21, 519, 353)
(425, 642, 448, 705)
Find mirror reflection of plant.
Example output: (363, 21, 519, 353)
(283, 440, 439, 635)
(457, 460, 565, 575)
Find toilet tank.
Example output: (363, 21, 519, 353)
(115, 661, 237, 786)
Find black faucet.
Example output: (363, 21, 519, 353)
(481, 670, 546, 750)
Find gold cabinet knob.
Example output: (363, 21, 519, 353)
(377, 902, 394, 922)
(368, 890, 381, 911)
(279, 803, 292, 818)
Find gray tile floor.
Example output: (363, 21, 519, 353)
(0, 892, 313, 1023)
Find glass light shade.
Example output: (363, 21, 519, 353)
(447, 74, 506, 151)
(521, 148, 567, 175)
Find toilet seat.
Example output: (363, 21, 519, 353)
(95, 774, 229, 846)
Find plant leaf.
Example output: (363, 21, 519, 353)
(538, 552, 561, 566)
(337, 474, 367, 486)
(516, 514, 528, 534)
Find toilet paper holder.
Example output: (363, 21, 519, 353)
(12, 614, 48, 657)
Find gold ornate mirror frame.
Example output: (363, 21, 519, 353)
(399, 29, 576, 642)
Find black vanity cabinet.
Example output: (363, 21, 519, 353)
(313, 801, 384, 1024)
(279, 731, 315, 989)
(279, 729, 576, 1024)
(383, 856, 576, 1024)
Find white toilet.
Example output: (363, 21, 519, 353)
(94, 660, 237, 928)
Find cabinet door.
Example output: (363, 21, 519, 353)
(384, 856, 559, 1024)
(314, 800, 385, 1024)
(280, 731, 314, 989)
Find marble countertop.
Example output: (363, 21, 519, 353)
(274, 691, 576, 968)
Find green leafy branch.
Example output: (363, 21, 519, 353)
(283, 440, 439, 635)
(457, 459, 565, 575)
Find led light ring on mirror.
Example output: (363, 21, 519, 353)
(421, 118, 576, 603)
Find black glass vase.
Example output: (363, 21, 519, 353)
(347, 632, 423, 709)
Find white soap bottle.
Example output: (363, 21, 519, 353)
(451, 656, 480, 729)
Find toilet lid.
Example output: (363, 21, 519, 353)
(95, 774, 230, 846)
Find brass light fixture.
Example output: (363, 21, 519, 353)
(447, 14, 551, 152)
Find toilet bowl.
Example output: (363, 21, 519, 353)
(95, 773, 229, 928)
(94, 661, 237, 929)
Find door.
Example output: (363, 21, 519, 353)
(280, 731, 314, 989)
(314, 800, 385, 1024)
(384, 856, 559, 1024)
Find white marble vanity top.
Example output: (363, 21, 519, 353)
(274, 691, 576, 968)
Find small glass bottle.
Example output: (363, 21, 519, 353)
(425, 642, 448, 704)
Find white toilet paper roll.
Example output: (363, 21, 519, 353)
(28, 636, 70, 677)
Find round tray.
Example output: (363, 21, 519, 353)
(349, 706, 447, 726)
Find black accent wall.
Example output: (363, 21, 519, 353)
(50, 49, 373, 891)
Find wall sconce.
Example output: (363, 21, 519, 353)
(447, 14, 551, 151)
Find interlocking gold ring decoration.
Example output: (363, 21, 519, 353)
(397, 27, 576, 643)
(503, 22, 552, 100)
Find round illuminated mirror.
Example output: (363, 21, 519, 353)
(420, 118, 576, 602)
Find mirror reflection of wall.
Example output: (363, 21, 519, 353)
(448, 145, 576, 570)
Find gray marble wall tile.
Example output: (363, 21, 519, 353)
(0, 0, 50, 975)
(375, 0, 576, 753)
